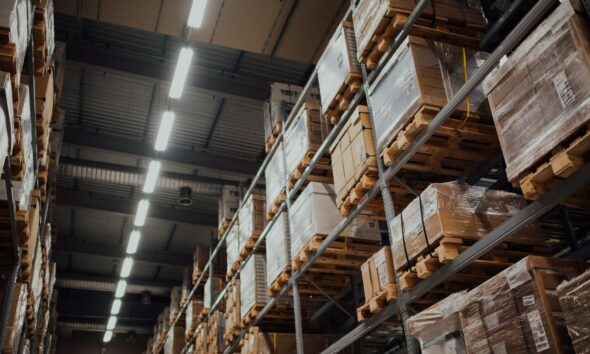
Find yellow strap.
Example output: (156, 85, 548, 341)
(459, 47, 471, 129)
(273, 333, 277, 353)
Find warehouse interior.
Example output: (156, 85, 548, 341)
(1, 0, 590, 353)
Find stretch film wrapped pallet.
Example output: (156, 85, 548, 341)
(369, 36, 489, 157)
(226, 223, 240, 278)
(32, 0, 54, 70)
(483, 0, 590, 193)
(0, 72, 14, 171)
(240, 254, 268, 320)
(223, 280, 240, 345)
(169, 286, 182, 323)
(360, 246, 396, 301)
(389, 181, 542, 271)
(1, 282, 27, 354)
(207, 310, 226, 354)
(204, 276, 223, 311)
(0, 0, 33, 92)
(237, 193, 265, 256)
(218, 185, 239, 232)
(264, 141, 286, 217)
(557, 269, 590, 353)
(163, 325, 184, 354)
(266, 212, 290, 290)
(185, 299, 204, 340)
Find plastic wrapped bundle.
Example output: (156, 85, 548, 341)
(265, 212, 289, 290)
(33, 0, 55, 70)
(204, 276, 223, 310)
(225, 223, 240, 277)
(218, 185, 239, 230)
(557, 269, 590, 353)
(0, 0, 32, 89)
(207, 310, 226, 354)
(185, 299, 204, 339)
(264, 142, 286, 217)
(389, 181, 542, 271)
(169, 286, 182, 322)
(483, 0, 590, 185)
(163, 325, 184, 354)
(237, 193, 265, 255)
(317, 22, 362, 123)
(0, 282, 27, 354)
(192, 245, 209, 281)
(0, 72, 14, 169)
(407, 291, 468, 354)
(289, 182, 381, 260)
(240, 254, 268, 319)
(369, 36, 489, 155)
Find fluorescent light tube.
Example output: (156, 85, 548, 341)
(134, 199, 150, 227)
(169, 47, 193, 99)
(143, 160, 161, 193)
(154, 111, 175, 152)
(103, 330, 113, 343)
(111, 299, 122, 315)
(126, 230, 141, 254)
(188, 0, 208, 28)
(120, 257, 134, 278)
(115, 280, 127, 298)
(107, 316, 117, 330)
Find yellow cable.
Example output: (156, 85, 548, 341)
(460, 47, 471, 129)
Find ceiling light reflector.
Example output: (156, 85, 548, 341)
(188, 0, 209, 29)
(169, 48, 193, 99)
(154, 111, 175, 152)
(126, 230, 141, 254)
(143, 160, 161, 193)
(115, 280, 127, 298)
(134, 199, 150, 227)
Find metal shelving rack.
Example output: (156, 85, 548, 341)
(156, 0, 590, 352)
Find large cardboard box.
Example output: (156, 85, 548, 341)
(240, 254, 268, 319)
(218, 185, 239, 228)
(185, 299, 204, 339)
(557, 269, 590, 353)
(204, 276, 223, 310)
(360, 246, 396, 300)
(265, 212, 290, 288)
(237, 193, 265, 255)
(0, 0, 32, 90)
(163, 325, 184, 354)
(225, 223, 240, 277)
(264, 142, 286, 216)
(484, 0, 590, 183)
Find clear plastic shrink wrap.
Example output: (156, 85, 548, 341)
(240, 254, 268, 319)
(225, 223, 240, 276)
(265, 142, 286, 215)
(289, 182, 381, 260)
(218, 185, 239, 227)
(163, 324, 183, 354)
(389, 181, 542, 270)
(557, 269, 590, 353)
(283, 104, 331, 179)
(265, 212, 289, 287)
(0, 72, 14, 170)
(237, 193, 265, 251)
(483, 0, 590, 182)
(369, 36, 489, 153)
(0, 0, 32, 88)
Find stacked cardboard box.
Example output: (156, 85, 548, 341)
(225, 223, 240, 279)
(0, 0, 33, 95)
(0, 282, 27, 354)
(237, 193, 265, 258)
(240, 254, 268, 322)
(163, 325, 184, 354)
(223, 280, 240, 345)
(218, 185, 239, 237)
(483, 0, 590, 200)
(557, 269, 590, 353)
(264, 142, 286, 219)
(185, 299, 204, 340)
(265, 212, 290, 294)
(169, 286, 182, 324)
(360, 246, 396, 301)
(32, 0, 55, 72)
(207, 310, 226, 353)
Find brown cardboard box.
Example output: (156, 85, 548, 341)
(1, 282, 27, 354)
(163, 324, 184, 354)
(361, 261, 374, 300)
(557, 269, 590, 353)
(361, 246, 396, 302)
(241, 327, 355, 354)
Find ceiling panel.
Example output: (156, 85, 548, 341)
(99, 0, 162, 33)
(157, 0, 191, 36)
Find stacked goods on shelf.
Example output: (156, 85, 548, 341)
(289, 182, 381, 274)
(240, 327, 355, 354)
(0, 72, 14, 172)
(389, 181, 546, 292)
(330, 105, 386, 218)
(264, 142, 286, 220)
(357, 246, 398, 321)
(223, 280, 240, 345)
(225, 222, 240, 280)
(409, 256, 584, 353)
(31, 0, 54, 74)
(207, 310, 226, 353)
(369, 36, 498, 180)
(163, 324, 184, 354)
(169, 286, 182, 325)
(240, 254, 268, 326)
(202, 275, 223, 320)
(0, 281, 27, 354)
(192, 245, 225, 283)
(153, 307, 171, 352)
(0, 0, 32, 97)
(263, 82, 320, 152)
(284, 103, 332, 188)
(185, 299, 203, 342)
(180, 266, 191, 307)
(352, 0, 488, 70)
(557, 269, 590, 352)
(483, 0, 590, 204)
(218, 185, 239, 238)
(265, 212, 290, 296)
(237, 193, 265, 259)
(27, 228, 42, 335)
(194, 323, 208, 352)
(317, 22, 362, 124)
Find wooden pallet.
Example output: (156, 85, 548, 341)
(265, 121, 282, 153)
(324, 72, 363, 125)
(397, 236, 551, 292)
(268, 267, 291, 297)
(381, 105, 498, 177)
(226, 260, 240, 282)
(517, 124, 590, 206)
(217, 219, 231, 240)
(240, 303, 265, 327)
(357, 283, 398, 322)
(361, 11, 487, 70)
(287, 151, 333, 189)
(266, 189, 286, 221)
(292, 234, 381, 275)
(337, 160, 384, 219)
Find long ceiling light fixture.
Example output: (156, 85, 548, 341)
(120, 257, 134, 278)
(154, 111, 175, 152)
(115, 280, 127, 298)
(143, 160, 161, 193)
(188, 0, 208, 28)
(126, 230, 141, 254)
(103, 330, 113, 343)
(169, 47, 194, 99)
(110, 299, 122, 315)
(134, 199, 150, 227)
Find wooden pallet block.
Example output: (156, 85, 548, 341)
(266, 189, 286, 221)
(265, 121, 282, 153)
(287, 151, 333, 189)
(362, 10, 487, 70)
(518, 124, 590, 205)
(325, 72, 363, 124)
(217, 219, 231, 240)
(381, 105, 498, 177)
(226, 260, 240, 282)
(292, 234, 381, 275)
(268, 266, 291, 297)
(337, 160, 384, 219)
(240, 303, 265, 327)
(356, 283, 398, 322)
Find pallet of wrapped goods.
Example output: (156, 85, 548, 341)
(289, 182, 381, 275)
(483, 0, 590, 205)
(168, 286, 183, 326)
(264, 142, 286, 220)
(357, 247, 398, 321)
(240, 327, 355, 354)
(185, 299, 204, 342)
(200, 275, 223, 322)
(163, 325, 184, 354)
(0, 72, 14, 169)
(31, 0, 54, 74)
(369, 36, 499, 177)
(225, 223, 240, 281)
(317, 22, 362, 124)
(0, 0, 32, 99)
(207, 310, 226, 354)
(237, 193, 265, 259)
(557, 269, 590, 353)
(352, 0, 488, 70)
(266, 212, 290, 296)
(180, 267, 191, 307)
(26, 235, 42, 335)
(240, 254, 268, 326)
(389, 181, 548, 292)
(218, 185, 239, 239)
(0, 282, 27, 354)
(194, 323, 208, 353)
(263, 82, 320, 152)
(192, 245, 223, 284)
(284, 103, 332, 189)
(223, 279, 240, 345)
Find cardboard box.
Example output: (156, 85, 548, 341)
(163, 325, 184, 354)
(361, 246, 396, 301)
(218, 185, 239, 227)
(0, 0, 32, 89)
(240, 254, 268, 319)
(204, 276, 223, 309)
(1, 282, 27, 354)
(264, 142, 286, 215)
(185, 299, 204, 339)
(557, 269, 590, 353)
(237, 193, 265, 253)
(265, 212, 290, 288)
